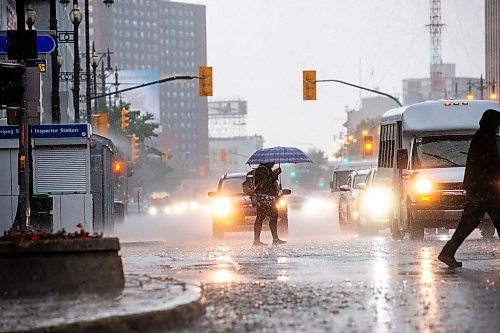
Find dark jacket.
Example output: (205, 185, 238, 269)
(254, 164, 279, 196)
(462, 109, 500, 196)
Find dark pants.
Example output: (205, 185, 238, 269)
(445, 193, 500, 253)
(254, 205, 279, 241)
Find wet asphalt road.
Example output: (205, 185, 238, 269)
(116, 205, 500, 333)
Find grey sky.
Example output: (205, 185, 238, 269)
(178, 0, 485, 159)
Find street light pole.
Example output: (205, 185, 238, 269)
(49, 0, 61, 123)
(69, 2, 82, 122)
(84, 0, 91, 124)
(85, 1, 113, 123)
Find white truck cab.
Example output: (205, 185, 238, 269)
(376, 100, 500, 240)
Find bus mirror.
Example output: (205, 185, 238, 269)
(396, 149, 408, 169)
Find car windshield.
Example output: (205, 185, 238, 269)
(411, 135, 472, 169)
(353, 174, 368, 187)
(220, 177, 245, 195)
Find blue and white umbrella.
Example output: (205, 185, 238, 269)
(246, 146, 313, 165)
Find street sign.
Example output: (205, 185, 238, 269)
(0, 35, 56, 54)
(0, 124, 91, 139)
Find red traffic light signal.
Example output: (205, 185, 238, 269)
(363, 135, 374, 159)
(113, 161, 124, 174)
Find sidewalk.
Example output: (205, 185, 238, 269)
(0, 273, 204, 333)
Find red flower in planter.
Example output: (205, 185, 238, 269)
(18, 235, 25, 241)
(31, 234, 40, 241)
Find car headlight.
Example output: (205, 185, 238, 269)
(415, 179, 433, 194)
(276, 198, 287, 208)
(364, 188, 392, 217)
(148, 207, 158, 215)
(212, 198, 231, 217)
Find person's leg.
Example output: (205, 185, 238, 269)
(253, 207, 266, 245)
(486, 194, 500, 237)
(268, 206, 286, 245)
(439, 196, 486, 267)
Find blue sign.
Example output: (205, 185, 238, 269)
(0, 126, 20, 139)
(0, 35, 56, 54)
(0, 124, 91, 139)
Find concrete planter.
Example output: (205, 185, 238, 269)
(0, 238, 124, 297)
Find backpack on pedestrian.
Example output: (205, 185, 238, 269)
(242, 166, 269, 196)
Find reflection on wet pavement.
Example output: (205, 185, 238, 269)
(118, 211, 500, 332)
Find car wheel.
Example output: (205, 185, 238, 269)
(212, 220, 224, 238)
(390, 215, 403, 241)
(408, 209, 424, 240)
(278, 215, 289, 238)
(480, 222, 495, 239)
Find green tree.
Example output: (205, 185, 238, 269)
(294, 149, 331, 190)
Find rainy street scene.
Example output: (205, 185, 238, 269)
(0, 0, 499, 333)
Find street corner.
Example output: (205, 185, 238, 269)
(0, 276, 206, 333)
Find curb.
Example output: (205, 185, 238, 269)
(8, 284, 205, 333)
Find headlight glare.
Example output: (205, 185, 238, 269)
(276, 198, 287, 208)
(415, 179, 433, 194)
(212, 198, 231, 217)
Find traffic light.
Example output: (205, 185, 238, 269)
(318, 178, 326, 187)
(220, 148, 228, 162)
(113, 161, 124, 174)
(199, 66, 213, 97)
(302, 70, 317, 101)
(162, 149, 170, 162)
(120, 107, 130, 131)
(341, 148, 349, 163)
(199, 166, 206, 178)
(0, 63, 25, 108)
(363, 135, 374, 159)
(94, 112, 109, 136)
(130, 133, 139, 162)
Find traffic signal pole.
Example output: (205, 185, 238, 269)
(314, 79, 402, 107)
(89, 75, 200, 101)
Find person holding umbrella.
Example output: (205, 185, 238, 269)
(246, 146, 313, 246)
(252, 162, 286, 246)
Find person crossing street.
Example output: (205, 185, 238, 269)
(438, 109, 500, 268)
(251, 163, 287, 246)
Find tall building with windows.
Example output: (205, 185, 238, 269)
(89, 0, 208, 175)
(485, 0, 499, 102)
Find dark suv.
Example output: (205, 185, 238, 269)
(208, 172, 289, 238)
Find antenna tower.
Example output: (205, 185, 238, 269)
(427, 0, 444, 99)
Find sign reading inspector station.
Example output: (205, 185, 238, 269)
(0, 124, 91, 139)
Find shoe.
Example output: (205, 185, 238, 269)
(272, 239, 287, 246)
(438, 251, 462, 268)
(253, 241, 267, 246)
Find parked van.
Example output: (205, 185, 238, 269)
(376, 100, 500, 240)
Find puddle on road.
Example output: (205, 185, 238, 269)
(176, 255, 295, 284)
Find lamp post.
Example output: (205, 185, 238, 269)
(25, 5, 37, 30)
(91, 43, 114, 112)
(84, 0, 114, 124)
(49, 0, 62, 123)
(69, 3, 82, 122)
